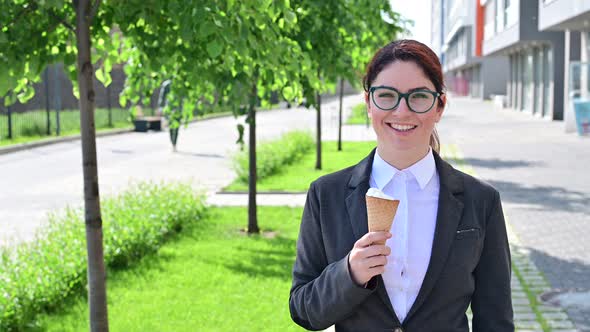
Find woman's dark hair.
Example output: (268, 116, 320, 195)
(362, 39, 445, 153)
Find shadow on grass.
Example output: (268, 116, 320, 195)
(201, 234, 297, 281)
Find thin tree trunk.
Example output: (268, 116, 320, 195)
(315, 91, 322, 170)
(337, 78, 344, 151)
(75, 0, 109, 331)
(248, 82, 259, 234)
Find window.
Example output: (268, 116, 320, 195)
(504, 0, 517, 27)
(495, 0, 503, 33)
(543, 46, 552, 117)
(484, 3, 495, 39)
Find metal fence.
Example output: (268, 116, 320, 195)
(0, 107, 131, 141)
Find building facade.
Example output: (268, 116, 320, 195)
(437, 0, 509, 99)
(538, 0, 590, 130)
(481, 0, 569, 120)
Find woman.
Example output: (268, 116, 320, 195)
(289, 40, 514, 332)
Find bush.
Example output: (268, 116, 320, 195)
(0, 182, 206, 331)
(347, 102, 369, 125)
(232, 130, 314, 183)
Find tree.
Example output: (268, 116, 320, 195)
(1, 0, 111, 330)
(289, 0, 403, 168)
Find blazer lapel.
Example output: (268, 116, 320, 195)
(345, 149, 400, 324)
(405, 152, 465, 322)
(345, 149, 374, 242)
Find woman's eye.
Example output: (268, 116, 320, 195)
(411, 92, 429, 99)
(378, 93, 396, 98)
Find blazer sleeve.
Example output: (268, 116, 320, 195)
(289, 181, 376, 330)
(471, 190, 515, 332)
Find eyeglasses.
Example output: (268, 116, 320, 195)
(369, 86, 441, 113)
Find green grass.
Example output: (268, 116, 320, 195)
(346, 102, 369, 125)
(33, 206, 306, 332)
(233, 131, 314, 184)
(225, 141, 377, 192)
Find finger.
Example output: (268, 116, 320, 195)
(355, 231, 392, 248)
(362, 245, 391, 258)
(364, 255, 388, 268)
(367, 265, 386, 277)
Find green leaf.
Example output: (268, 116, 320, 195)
(284, 10, 296, 24)
(199, 22, 216, 38)
(206, 40, 222, 58)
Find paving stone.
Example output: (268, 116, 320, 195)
(515, 312, 538, 321)
(543, 312, 574, 320)
(515, 321, 543, 329)
(547, 320, 577, 329)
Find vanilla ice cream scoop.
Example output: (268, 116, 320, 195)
(366, 187, 395, 200)
(365, 188, 400, 244)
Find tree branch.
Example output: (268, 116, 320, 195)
(48, 9, 75, 32)
(0, 1, 38, 31)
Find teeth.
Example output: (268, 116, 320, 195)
(390, 124, 416, 131)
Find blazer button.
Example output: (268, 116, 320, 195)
(393, 328, 403, 332)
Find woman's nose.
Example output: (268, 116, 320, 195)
(394, 97, 413, 114)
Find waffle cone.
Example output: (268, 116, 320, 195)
(366, 195, 399, 245)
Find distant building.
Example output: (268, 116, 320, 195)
(481, 0, 567, 120)
(538, 0, 590, 130)
(434, 0, 509, 100)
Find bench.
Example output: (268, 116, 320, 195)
(133, 116, 162, 132)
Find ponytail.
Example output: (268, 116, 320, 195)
(430, 127, 440, 154)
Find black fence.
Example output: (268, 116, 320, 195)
(0, 107, 131, 141)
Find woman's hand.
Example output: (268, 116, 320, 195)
(348, 231, 392, 286)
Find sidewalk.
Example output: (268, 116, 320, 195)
(440, 97, 590, 331)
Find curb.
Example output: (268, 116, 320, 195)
(0, 107, 281, 156)
(0, 128, 133, 156)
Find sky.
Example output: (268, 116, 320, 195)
(389, 0, 433, 47)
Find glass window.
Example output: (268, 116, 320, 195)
(495, 0, 504, 33)
(484, 3, 495, 40)
(505, 0, 517, 27)
(534, 48, 542, 114)
(543, 46, 552, 117)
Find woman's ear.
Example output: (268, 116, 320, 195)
(435, 94, 446, 123)
(365, 91, 372, 119)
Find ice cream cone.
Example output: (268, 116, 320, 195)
(366, 195, 399, 245)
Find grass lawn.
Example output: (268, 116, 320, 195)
(33, 206, 306, 332)
(225, 141, 378, 192)
(346, 102, 369, 125)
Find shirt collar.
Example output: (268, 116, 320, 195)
(371, 148, 436, 190)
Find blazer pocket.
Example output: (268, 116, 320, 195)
(455, 227, 480, 240)
(445, 228, 482, 270)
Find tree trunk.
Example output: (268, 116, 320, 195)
(74, 0, 109, 331)
(247, 83, 259, 234)
(337, 78, 344, 151)
(315, 91, 322, 170)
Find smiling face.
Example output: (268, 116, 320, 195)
(365, 60, 445, 162)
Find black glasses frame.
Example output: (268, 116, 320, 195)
(369, 85, 441, 113)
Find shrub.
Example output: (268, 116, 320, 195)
(0, 182, 206, 331)
(232, 130, 314, 183)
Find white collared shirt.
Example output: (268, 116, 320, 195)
(369, 148, 440, 322)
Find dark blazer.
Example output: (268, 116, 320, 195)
(289, 149, 514, 332)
